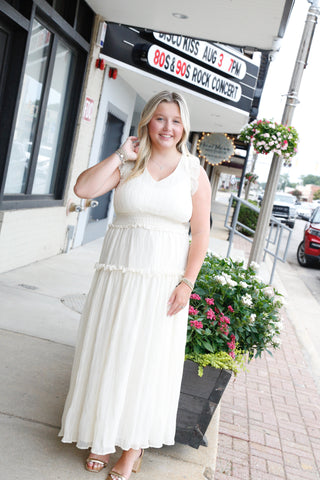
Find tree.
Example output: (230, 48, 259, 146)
(300, 174, 320, 186)
(290, 189, 302, 200)
(313, 189, 320, 201)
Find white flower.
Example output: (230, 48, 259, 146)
(239, 281, 248, 288)
(263, 286, 275, 297)
(249, 313, 256, 324)
(242, 293, 253, 306)
(263, 133, 270, 138)
(216, 275, 227, 286)
(222, 272, 237, 287)
(250, 261, 260, 272)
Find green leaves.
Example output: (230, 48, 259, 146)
(186, 252, 283, 372)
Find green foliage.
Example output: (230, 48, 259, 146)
(237, 201, 259, 237)
(301, 174, 320, 186)
(313, 189, 320, 201)
(185, 351, 246, 376)
(186, 253, 283, 373)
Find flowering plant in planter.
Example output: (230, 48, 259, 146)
(238, 118, 299, 166)
(185, 253, 283, 375)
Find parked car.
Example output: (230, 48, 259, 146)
(272, 192, 297, 228)
(296, 202, 315, 221)
(297, 206, 320, 267)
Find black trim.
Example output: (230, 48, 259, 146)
(33, 0, 91, 52)
(0, 0, 94, 208)
(0, 0, 30, 30)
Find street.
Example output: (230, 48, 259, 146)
(277, 217, 320, 304)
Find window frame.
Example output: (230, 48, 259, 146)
(0, 0, 92, 210)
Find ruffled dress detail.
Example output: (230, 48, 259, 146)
(59, 154, 200, 454)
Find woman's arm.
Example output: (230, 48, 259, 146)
(74, 136, 139, 199)
(167, 167, 211, 316)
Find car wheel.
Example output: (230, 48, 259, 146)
(297, 241, 310, 267)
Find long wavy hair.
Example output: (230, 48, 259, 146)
(126, 91, 191, 181)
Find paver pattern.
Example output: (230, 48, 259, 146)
(215, 310, 320, 479)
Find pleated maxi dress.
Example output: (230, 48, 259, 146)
(59, 153, 200, 454)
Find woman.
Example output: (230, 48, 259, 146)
(59, 91, 211, 479)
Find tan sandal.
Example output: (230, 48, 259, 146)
(86, 456, 108, 473)
(107, 449, 144, 479)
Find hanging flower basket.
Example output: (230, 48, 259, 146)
(238, 118, 299, 167)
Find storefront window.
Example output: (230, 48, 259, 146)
(32, 41, 73, 194)
(4, 20, 51, 194)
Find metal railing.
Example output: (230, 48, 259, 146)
(224, 194, 293, 284)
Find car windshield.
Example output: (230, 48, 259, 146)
(274, 194, 295, 204)
(311, 208, 320, 224)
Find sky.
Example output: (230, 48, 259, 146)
(252, 0, 320, 184)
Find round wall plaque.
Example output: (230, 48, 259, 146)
(197, 133, 235, 165)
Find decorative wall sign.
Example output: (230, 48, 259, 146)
(197, 133, 235, 165)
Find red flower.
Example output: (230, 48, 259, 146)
(189, 306, 199, 315)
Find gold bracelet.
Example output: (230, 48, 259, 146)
(180, 277, 194, 291)
(115, 147, 128, 165)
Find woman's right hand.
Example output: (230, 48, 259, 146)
(121, 136, 140, 162)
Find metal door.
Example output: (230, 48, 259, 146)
(82, 112, 124, 243)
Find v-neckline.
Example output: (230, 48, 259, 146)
(146, 155, 183, 183)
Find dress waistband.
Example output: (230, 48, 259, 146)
(111, 214, 189, 234)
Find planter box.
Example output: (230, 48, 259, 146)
(175, 360, 232, 449)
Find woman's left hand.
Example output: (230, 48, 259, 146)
(167, 282, 191, 316)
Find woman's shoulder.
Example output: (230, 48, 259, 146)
(182, 153, 201, 195)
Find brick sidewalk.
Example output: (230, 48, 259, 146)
(214, 311, 320, 479)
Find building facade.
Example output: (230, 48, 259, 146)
(1, 0, 292, 273)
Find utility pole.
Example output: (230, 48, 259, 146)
(248, 0, 320, 266)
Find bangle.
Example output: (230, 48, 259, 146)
(180, 277, 194, 291)
(115, 147, 128, 165)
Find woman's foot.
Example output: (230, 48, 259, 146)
(108, 449, 143, 479)
(86, 453, 110, 473)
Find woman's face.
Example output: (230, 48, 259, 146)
(148, 102, 184, 150)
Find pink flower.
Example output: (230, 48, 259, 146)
(190, 293, 201, 300)
(227, 305, 234, 313)
(190, 320, 203, 329)
(205, 297, 214, 305)
(206, 309, 215, 320)
(189, 306, 199, 315)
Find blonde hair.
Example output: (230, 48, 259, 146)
(126, 91, 190, 181)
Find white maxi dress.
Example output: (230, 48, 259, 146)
(59, 153, 200, 454)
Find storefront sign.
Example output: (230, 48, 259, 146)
(147, 44, 241, 102)
(153, 33, 247, 80)
(198, 133, 235, 165)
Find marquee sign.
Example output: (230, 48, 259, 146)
(198, 133, 235, 166)
(101, 24, 259, 114)
(147, 44, 241, 102)
(153, 33, 247, 80)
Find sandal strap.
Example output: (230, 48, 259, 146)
(86, 458, 107, 466)
(108, 471, 127, 480)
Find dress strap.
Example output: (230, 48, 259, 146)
(186, 154, 200, 195)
